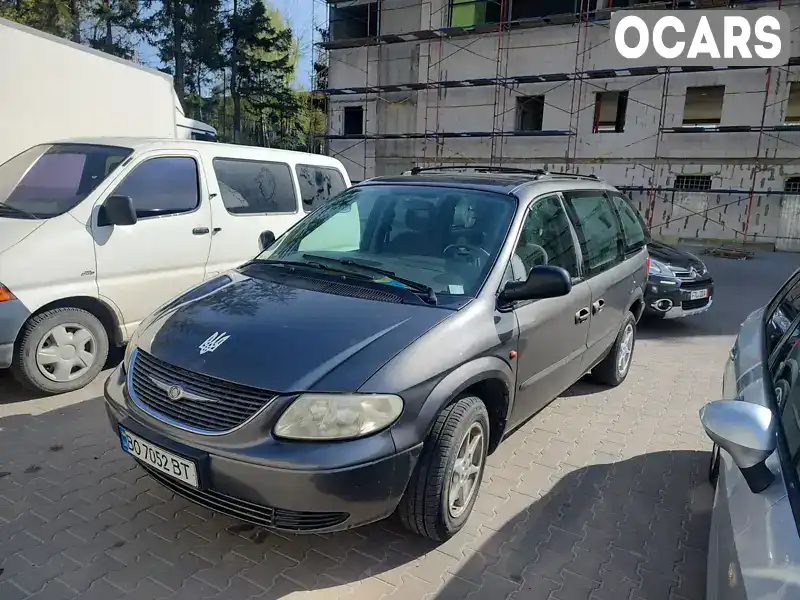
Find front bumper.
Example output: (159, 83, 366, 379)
(104, 366, 421, 534)
(643, 276, 715, 319)
(0, 298, 30, 368)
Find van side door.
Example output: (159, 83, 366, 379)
(505, 193, 592, 427)
(562, 190, 630, 370)
(92, 151, 212, 337)
(204, 157, 303, 278)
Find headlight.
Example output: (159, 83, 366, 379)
(648, 258, 673, 276)
(274, 393, 404, 440)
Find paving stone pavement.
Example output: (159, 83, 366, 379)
(1, 250, 798, 600)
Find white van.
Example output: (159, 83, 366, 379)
(0, 138, 350, 394)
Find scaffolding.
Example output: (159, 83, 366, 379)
(311, 0, 800, 245)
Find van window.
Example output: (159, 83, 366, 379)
(213, 158, 297, 214)
(112, 157, 200, 218)
(564, 191, 624, 277)
(609, 192, 647, 253)
(0, 143, 132, 219)
(504, 194, 579, 285)
(296, 164, 347, 212)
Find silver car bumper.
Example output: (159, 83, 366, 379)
(662, 298, 713, 320)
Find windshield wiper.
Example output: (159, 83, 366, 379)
(0, 202, 39, 219)
(244, 258, 372, 280)
(302, 254, 438, 305)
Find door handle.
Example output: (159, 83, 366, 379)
(192, 227, 210, 235)
(575, 307, 590, 324)
(592, 299, 605, 314)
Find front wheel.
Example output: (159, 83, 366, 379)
(396, 395, 490, 541)
(12, 307, 109, 395)
(589, 311, 637, 386)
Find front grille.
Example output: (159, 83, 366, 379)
(130, 349, 276, 433)
(682, 297, 711, 310)
(142, 465, 349, 532)
(679, 278, 713, 291)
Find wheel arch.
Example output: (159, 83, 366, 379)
(416, 357, 515, 456)
(628, 289, 645, 323)
(20, 296, 123, 347)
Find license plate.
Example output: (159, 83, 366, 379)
(119, 427, 199, 488)
(689, 289, 709, 300)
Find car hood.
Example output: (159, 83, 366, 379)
(135, 270, 453, 393)
(0, 217, 46, 255)
(647, 240, 706, 271)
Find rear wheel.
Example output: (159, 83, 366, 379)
(589, 312, 636, 386)
(397, 395, 489, 541)
(12, 308, 109, 395)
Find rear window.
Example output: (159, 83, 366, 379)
(0, 144, 132, 219)
(295, 164, 347, 212)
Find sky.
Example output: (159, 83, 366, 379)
(136, 0, 318, 90)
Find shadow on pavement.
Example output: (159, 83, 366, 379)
(438, 449, 713, 599)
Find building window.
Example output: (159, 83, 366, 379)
(343, 106, 364, 136)
(786, 83, 800, 123)
(516, 96, 544, 131)
(593, 91, 628, 133)
(450, 0, 502, 27)
(674, 175, 713, 191)
(786, 177, 800, 194)
(682, 86, 725, 125)
(330, 2, 378, 40)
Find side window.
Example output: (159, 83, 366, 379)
(565, 192, 624, 277)
(506, 194, 580, 284)
(213, 158, 297, 215)
(767, 277, 800, 358)
(112, 157, 199, 218)
(609, 193, 647, 253)
(296, 165, 347, 212)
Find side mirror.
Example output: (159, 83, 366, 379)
(499, 265, 572, 304)
(98, 195, 137, 227)
(259, 230, 276, 251)
(699, 400, 777, 493)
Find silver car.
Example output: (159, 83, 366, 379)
(701, 267, 800, 599)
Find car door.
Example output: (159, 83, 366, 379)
(562, 190, 630, 369)
(204, 157, 304, 278)
(506, 193, 592, 427)
(93, 152, 212, 336)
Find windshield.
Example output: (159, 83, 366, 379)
(0, 143, 133, 219)
(256, 184, 517, 299)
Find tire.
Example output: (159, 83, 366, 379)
(589, 311, 637, 387)
(709, 443, 721, 487)
(397, 395, 490, 541)
(12, 307, 109, 395)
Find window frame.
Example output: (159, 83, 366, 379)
(763, 267, 800, 534)
(212, 156, 299, 217)
(294, 163, 348, 213)
(343, 106, 364, 136)
(562, 189, 626, 279)
(107, 154, 202, 221)
(497, 192, 585, 301)
(607, 191, 648, 255)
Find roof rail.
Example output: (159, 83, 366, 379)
(404, 165, 601, 181)
(406, 165, 548, 176)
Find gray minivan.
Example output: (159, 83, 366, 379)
(104, 167, 649, 540)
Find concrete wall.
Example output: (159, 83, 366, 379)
(325, 0, 800, 246)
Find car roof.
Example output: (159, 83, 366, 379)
(359, 171, 617, 198)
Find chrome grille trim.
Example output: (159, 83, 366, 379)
(127, 348, 277, 436)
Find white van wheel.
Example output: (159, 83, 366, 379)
(12, 308, 109, 396)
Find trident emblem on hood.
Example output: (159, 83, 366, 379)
(199, 331, 230, 355)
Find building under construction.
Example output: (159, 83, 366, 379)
(313, 0, 800, 249)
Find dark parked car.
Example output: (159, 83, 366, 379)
(643, 240, 714, 319)
(104, 167, 649, 541)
